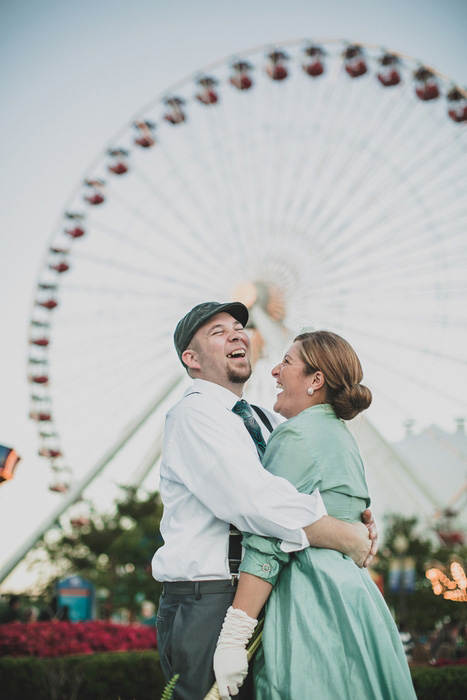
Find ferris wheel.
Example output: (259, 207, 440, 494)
(27, 38, 467, 516)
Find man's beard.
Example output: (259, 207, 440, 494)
(227, 362, 252, 384)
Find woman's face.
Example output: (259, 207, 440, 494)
(271, 341, 312, 419)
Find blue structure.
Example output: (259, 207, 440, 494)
(56, 575, 95, 621)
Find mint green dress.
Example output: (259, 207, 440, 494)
(240, 404, 416, 700)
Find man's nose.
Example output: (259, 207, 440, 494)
(229, 328, 244, 342)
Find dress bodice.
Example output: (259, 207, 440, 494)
(262, 403, 370, 512)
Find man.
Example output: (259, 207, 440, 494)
(0, 595, 21, 623)
(152, 301, 377, 700)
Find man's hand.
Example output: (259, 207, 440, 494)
(361, 508, 378, 566)
(304, 515, 370, 566)
(343, 510, 379, 568)
(304, 512, 378, 568)
(343, 521, 373, 568)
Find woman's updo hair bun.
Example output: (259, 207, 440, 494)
(331, 383, 372, 421)
(294, 330, 372, 421)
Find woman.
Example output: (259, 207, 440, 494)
(213, 331, 417, 700)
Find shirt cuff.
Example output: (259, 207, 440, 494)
(279, 489, 328, 553)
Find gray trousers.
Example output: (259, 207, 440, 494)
(157, 582, 255, 700)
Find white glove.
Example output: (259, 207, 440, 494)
(213, 606, 258, 700)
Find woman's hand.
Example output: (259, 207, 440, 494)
(214, 644, 248, 699)
(213, 606, 257, 699)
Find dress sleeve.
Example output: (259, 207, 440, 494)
(240, 421, 323, 584)
(239, 531, 290, 586)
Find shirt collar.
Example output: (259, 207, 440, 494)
(186, 378, 244, 410)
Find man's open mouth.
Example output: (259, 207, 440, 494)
(227, 349, 246, 358)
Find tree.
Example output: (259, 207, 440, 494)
(35, 487, 164, 620)
(373, 514, 467, 635)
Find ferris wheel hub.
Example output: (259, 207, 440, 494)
(233, 281, 286, 324)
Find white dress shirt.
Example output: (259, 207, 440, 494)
(151, 378, 327, 582)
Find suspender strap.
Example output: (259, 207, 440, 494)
(251, 405, 274, 433)
(228, 528, 243, 582)
(229, 405, 274, 579)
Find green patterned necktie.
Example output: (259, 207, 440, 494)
(232, 399, 266, 459)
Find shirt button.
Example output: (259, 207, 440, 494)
(262, 563, 271, 573)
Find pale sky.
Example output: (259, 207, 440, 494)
(1, 0, 466, 592)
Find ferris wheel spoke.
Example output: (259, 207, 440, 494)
(309, 164, 434, 262)
(328, 79, 415, 183)
(260, 72, 307, 249)
(51, 320, 181, 364)
(331, 245, 466, 288)
(82, 214, 210, 281)
(52, 347, 176, 403)
(294, 83, 413, 241)
(361, 376, 414, 422)
(317, 235, 466, 291)
(360, 346, 467, 410)
(279, 55, 369, 237)
(304, 121, 464, 257)
(151, 91, 258, 264)
(195, 99, 262, 260)
(95, 183, 230, 284)
(272, 67, 341, 242)
(63, 252, 215, 299)
(324, 306, 467, 329)
(334, 320, 467, 367)
(291, 75, 368, 237)
(300, 87, 413, 236)
(91, 178, 230, 284)
(353, 347, 467, 410)
(70, 249, 214, 294)
(51, 325, 173, 365)
(85, 222, 222, 291)
(342, 241, 466, 284)
(130, 155, 239, 264)
(315, 178, 466, 273)
(396, 139, 467, 202)
(321, 263, 465, 300)
(315, 283, 467, 307)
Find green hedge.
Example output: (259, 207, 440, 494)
(0, 651, 166, 700)
(1, 653, 466, 700)
(411, 665, 467, 700)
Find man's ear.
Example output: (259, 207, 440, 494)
(182, 348, 201, 372)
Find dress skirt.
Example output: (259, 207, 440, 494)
(253, 547, 416, 700)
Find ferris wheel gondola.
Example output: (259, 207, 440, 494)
(26, 39, 466, 514)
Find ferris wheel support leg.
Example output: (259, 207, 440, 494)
(352, 416, 443, 513)
(0, 373, 184, 587)
(130, 426, 165, 489)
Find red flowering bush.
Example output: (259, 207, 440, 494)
(0, 620, 157, 658)
(430, 658, 467, 666)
